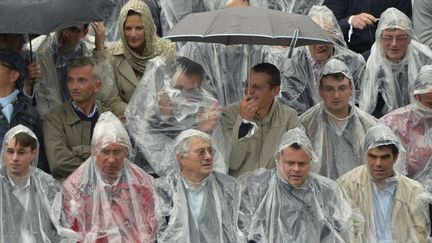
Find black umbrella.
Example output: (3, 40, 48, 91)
(165, 7, 332, 92)
(0, 0, 116, 35)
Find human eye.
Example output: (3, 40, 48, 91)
(5, 149, 14, 155)
(113, 149, 123, 156)
(136, 26, 145, 31)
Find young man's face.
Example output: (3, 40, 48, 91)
(55, 24, 88, 53)
(3, 138, 37, 178)
(278, 146, 311, 187)
(367, 146, 397, 182)
(319, 75, 353, 116)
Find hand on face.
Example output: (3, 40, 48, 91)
(240, 95, 258, 120)
(196, 102, 221, 133)
(157, 90, 174, 118)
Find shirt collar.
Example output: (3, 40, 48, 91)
(71, 101, 98, 118)
(8, 173, 31, 189)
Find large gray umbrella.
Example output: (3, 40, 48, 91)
(0, 0, 116, 34)
(165, 7, 332, 92)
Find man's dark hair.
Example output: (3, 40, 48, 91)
(172, 57, 205, 82)
(251, 63, 281, 88)
(320, 72, 351, 86)
(13, 132, 37, 150)
(375, 144, 399, 156)
(290, 142, 302, 150)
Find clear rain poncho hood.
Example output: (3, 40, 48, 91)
(359, 7, 432, 117)
(249, 0, 323, 15)
(180, 42, 265, 106)
(155, 129, 244, 242)
(159, 0, 229, 36)
(381, 64, 432, 181)
(62, 112, 156, 242)
(337, 124, 430, 242)
(238, 128, 352, 242)
(0, 125, 79, 242)
(125, 56, 229, 176)
(264, 5, 365, 114)
(300, 59, 377, 180)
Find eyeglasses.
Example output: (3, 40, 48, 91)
(100, 148, 126, 158)
(380, 35, 409, 44)
(193, 148, 214, 158)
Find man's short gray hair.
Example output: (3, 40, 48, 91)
(173, 129, 212, 158)
(67, 56, 102, 81)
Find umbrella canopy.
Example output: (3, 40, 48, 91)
(165, 7, 332, 46)
(0, 0, 116, 34)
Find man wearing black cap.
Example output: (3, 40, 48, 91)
(0, 49, 47, 172)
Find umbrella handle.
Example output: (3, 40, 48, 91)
(287, 29, 299, 58)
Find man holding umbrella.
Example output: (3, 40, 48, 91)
(222, 63, 300, 177)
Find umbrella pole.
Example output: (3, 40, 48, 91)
(247, 44, 252, 96)
(27, 34, 33, 63)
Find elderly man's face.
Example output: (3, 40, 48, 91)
(380, 29, 410, 62)
(178, 137, 213, 181)
(96, 143, 128, 181)
(308, 43, 333, 63)
(55, 24, 88, 53)
(3, 138, 37, 178)
(416, 92, 432, 109)
(278, 146, 311, 187)
(367, 146, 397, 182)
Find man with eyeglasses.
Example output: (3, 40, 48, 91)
(359, 7, 432, 118)
(43, 57, 105, 181)
(0, 125, 79, 242)
(126, 56, 226, 177)
(300, 59, 376, 180)
(62, 111, 156, 242)
(155, 129, 244, 242)
(239, 128, 351, 242)
(0, 49, 47, 172)
(222, 62, 300, 177)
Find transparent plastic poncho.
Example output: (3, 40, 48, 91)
(239, 128, 352, 242)
(180, 42, 265, 106)
(62, 112, 156, 242)
(155, 129, 244, 242)
(159, 0, 229, 36)
(299, 58, 377, 179)
(337, 124, 430, 242)
(0, 125, 79, 242)
(359, 7, 432, 117)
(264, 6, 365, 114)
(249, 0, 323, 15)
(125, 56, 228, 176)
(381, 64, 432, 182)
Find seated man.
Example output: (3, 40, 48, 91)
(268, 5, 365, 114)
(0, 49, 47, 172)
(222, 63, 300, 177)
(155, 129, 244, 242)
(359, 7, 432, 118)
(43, 57, 105, 181)
(31, 23, 121, 116)
(63, 112, 156, 242)
(0, 125, 78, 242)
(239, 128, 351, 242)
(381, 64, 432, 181)
(300, 58, 376, 179)
(338, 124, 429, 242)
(126, 56, 225, 176)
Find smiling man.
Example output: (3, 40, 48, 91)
(222, 63, 300, 177)
(359, 7, 432, 118)
(155, 129, 244, 242)
(43, 57, 104, 181)
(300, 59, 376, 179)
(338, 124, 429, 242)
(239, 127, 351, 242)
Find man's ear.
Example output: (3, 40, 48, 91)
(8, 70, 20, 84)
(272, 85, 280, 96)
(94, 79, 102, 92)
